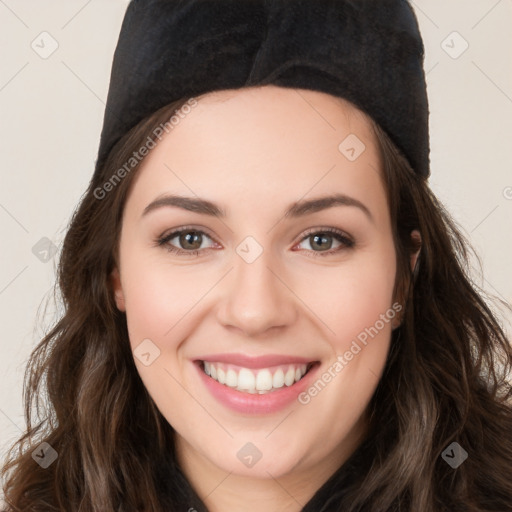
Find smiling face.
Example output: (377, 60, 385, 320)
(110, 85, 402, 502)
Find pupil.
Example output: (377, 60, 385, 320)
(312, 233, 332, 251)
(181, 231, 201, 250)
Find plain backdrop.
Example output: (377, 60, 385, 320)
(1, 0, 511, 483)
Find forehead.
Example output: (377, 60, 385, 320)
(194, 85, 375, 142)
(124, 85, 385, 220)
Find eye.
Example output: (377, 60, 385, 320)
(155, 227, 218, 257)
(295, 227, 355, 257)
(155, 226, 355, 257)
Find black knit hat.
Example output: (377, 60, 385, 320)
(94, 0, 430, 180)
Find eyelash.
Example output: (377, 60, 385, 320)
(155, 226, 355, 258)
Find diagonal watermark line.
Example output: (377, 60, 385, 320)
(483, 277, 509, 305)
(202, 470, 234, 501)
(163, 268, 234, 337)
(410, 1, 439, 29)
(0, 0, 29, 28)
(163, 163, 198, 195)
(61, 62, 125, 125)
(265, 266, 336, 335)
(162, 366, 234, 438)
(61, 0, 94, 29)
(0, 203, 29, 233)
(294, 89, 336, 131)
(265, 470, 305, 508)
(266, 163, 337, 235)
(471, 0, 503, 30)
(0, 62, 29, 92)
(470, 204, 500, 233)
(0, 407, 23, 432)
(163, 162, 234, 234)
(0, 266, 28, 295)
(265, 410, 295, 438)
(426, 61, 439, 76)
(366, 162, 381, 180)
(472, 61, 512, 105)
(61, 60, 106, 106)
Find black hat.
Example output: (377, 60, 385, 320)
(94, 0, 430, 180)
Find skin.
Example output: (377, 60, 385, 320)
(111, 85, 420, 512)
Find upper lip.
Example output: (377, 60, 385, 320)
(195, 353, 318, 369)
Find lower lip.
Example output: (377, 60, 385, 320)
(194, 361, 320, 415)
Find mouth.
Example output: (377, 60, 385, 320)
(195, 359, 319, 395)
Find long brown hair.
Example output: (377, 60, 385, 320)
(2, 94, 512, 511)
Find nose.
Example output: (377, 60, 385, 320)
(216, 248, 298, 337)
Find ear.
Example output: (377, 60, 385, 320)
(110, 267, 126, 312)
(391, 229, 422, 330)
(410, 229, 422, 272)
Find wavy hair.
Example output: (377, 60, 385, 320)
(2, 95, 512, 512)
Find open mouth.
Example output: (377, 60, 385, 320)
(197, 360, 319, 395)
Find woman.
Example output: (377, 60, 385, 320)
(2, 1, 512, 511)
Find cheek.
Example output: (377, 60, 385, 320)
(303, 251, 397, 409)
(303, 250, 397, 342)
(120, 256, 204, 416)
(121, 255, 205, 345)
(299, 257, 397, 416)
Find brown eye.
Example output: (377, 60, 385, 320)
(177, 231, 203, 250)
(296, 228, 355, 257)
(309, 233, 335, 251)
(157, 228, 216, 256)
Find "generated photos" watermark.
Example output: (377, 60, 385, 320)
(298, 302, 402, 404)
(94, 97, 198, 200)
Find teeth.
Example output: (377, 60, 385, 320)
(273, 369, 285, 388)
(238, 368, 255, 390)
(202, 362, 309, 394)
(285, 367, 296, 386)
(225, 368, 237, 387)
(255, 369, 273, 391)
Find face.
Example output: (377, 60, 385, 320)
(111, 86, 410, 494)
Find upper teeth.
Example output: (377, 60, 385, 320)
(203, 362, 309, 394)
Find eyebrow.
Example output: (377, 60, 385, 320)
(141, 193, 374, 223)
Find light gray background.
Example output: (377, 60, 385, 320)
(1, 0, 511, 482)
